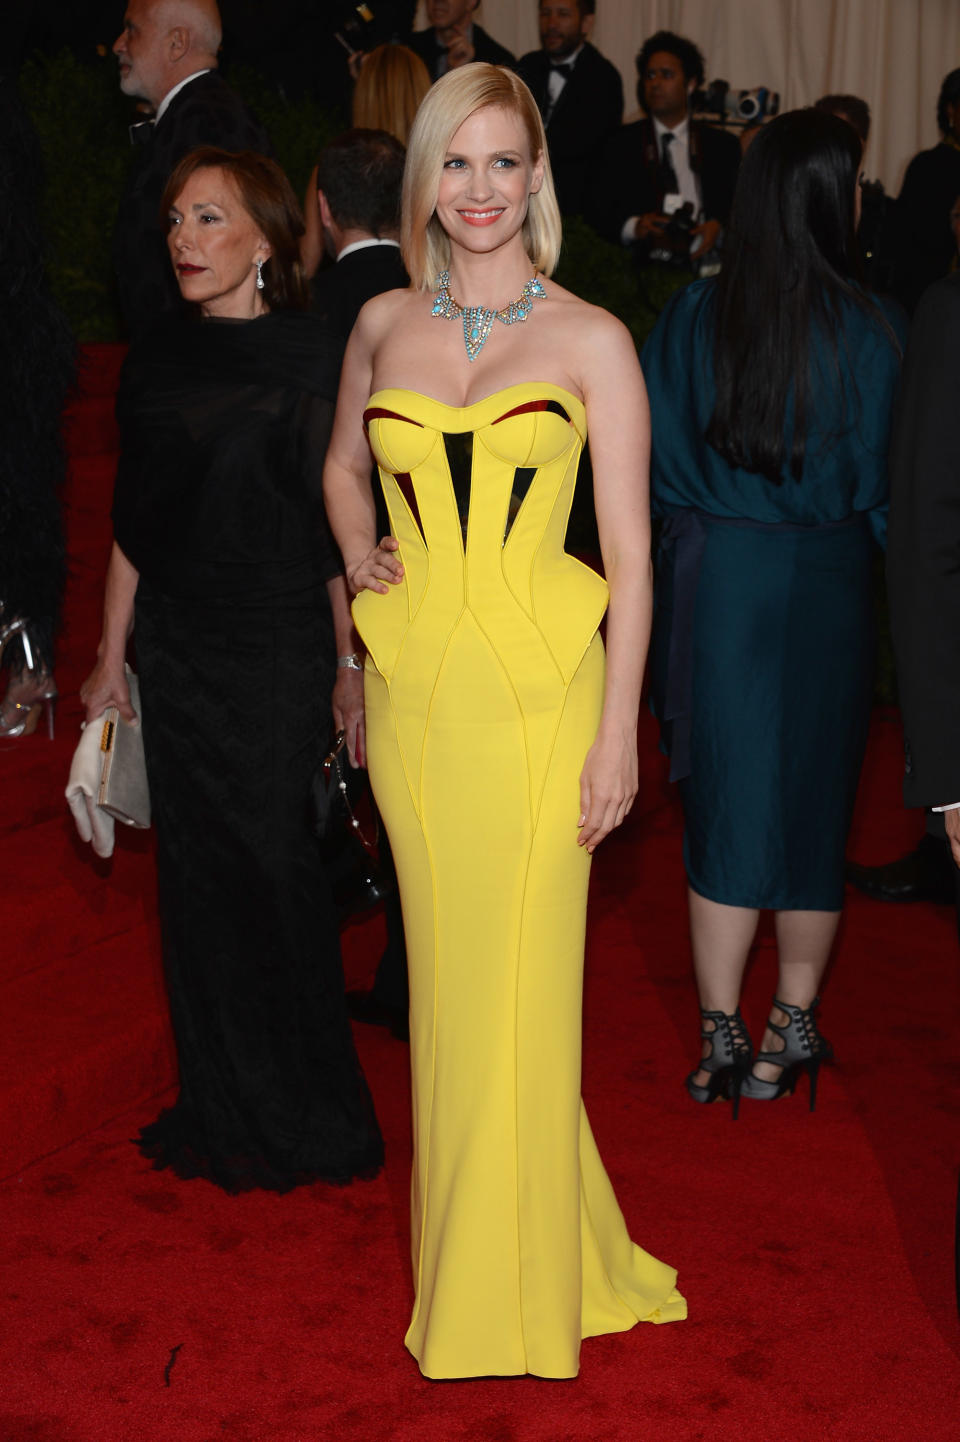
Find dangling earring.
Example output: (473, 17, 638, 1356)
(255, 258, 264, 291)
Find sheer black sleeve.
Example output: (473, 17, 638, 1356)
(297, 391, 343, 583)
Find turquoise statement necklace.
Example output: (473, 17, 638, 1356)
(431, 269, 547, 362)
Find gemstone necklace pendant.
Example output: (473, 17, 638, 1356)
(431, 271, 547, 362)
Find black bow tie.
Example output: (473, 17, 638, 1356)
(129, 119, 156, 147)
(550, 59, 575, 73)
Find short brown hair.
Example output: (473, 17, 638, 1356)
(161, 146, 309, 311)
(317, 129, 406, 236)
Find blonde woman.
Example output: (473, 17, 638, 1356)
(352, 42, 432, 143)
(301, 45, 430, 278)
(324, 63, 685, 1379)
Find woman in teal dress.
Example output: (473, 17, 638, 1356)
(642, 110, 905, 1115)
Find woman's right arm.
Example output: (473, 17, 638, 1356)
(80, 541, 139, 723)
(299, 165, 325, 281)
(322, 308, 404, 596)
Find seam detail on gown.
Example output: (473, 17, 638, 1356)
(512, 752, 534, 1376)
(407, 605, 468, 1330)
(467, 606, 543, 832)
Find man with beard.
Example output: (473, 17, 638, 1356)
(517, 1, 623, 216)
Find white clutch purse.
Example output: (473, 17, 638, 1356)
(66, 667, 151, 858)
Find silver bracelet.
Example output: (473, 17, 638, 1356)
(337, 652, 364, 671)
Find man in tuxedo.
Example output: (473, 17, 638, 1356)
(311, 129, 411, 1039)
(311, 129, 408, 339)
(516, 1, 623, 217)
(587, 28, 739, 266)
(111, 0, 272, 336)
(407, 0, 514, 80)
(886, 271, 960, 915)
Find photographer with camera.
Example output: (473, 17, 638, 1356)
(587, 30, 739, 270)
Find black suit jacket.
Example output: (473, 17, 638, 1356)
(515, 44, 623, 216)
(407, 23, 514, 80)
(892, 142, 960, 314)
(310, 244, 409, 341)
(112, 71, 273, 337)
(586, 116, 740, 246)
(886, 272, 960, 808)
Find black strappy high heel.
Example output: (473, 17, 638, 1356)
(740, 997, 834, 1111)
(685, 1007, 754, 1120)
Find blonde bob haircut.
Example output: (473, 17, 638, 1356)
(401, 63, 562, 291)
(352, 43, 431, 146)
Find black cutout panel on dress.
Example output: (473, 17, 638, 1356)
(441, 431, 474, 544)
(395, 472, 425, 543)
(505, 468, 537, 543)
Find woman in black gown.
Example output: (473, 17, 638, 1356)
(81, 147, 382, 1192)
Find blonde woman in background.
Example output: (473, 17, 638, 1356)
(323, 62, 685, 1380)
(301, 44, 431, 278)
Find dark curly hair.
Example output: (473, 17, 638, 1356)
(635, 30, 704, 110)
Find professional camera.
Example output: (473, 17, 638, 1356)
(692, 80, 780, 126)
(647, 200, 696, 268)
(662, 201, 696, 252)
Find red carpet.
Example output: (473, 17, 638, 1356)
(1, 347, 958, 1440)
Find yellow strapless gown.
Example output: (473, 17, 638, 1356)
(355, 384, 685, 1379)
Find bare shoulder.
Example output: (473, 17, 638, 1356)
(354, 285, 420, 343)
(542, 278, 637, 363)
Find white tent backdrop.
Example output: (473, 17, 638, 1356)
(412, 1, 960, 192)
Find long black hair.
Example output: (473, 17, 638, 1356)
(706, 108, 892, 484)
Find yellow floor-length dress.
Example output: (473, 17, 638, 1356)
(354, 383, 686, 1379)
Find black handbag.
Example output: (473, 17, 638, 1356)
(310, 730, 395, 917)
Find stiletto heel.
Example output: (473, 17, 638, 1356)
(685, 1007, 753, 1120)
(740, 997, 833, 1111)
(0, 608, 58, 740)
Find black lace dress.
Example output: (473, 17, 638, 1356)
(112, 311, 383, 1192)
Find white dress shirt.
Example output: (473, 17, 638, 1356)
(155, 69, 212, 123)
(546, 42, 585, 117)
(336, 238, 402, 262)
(621, 114, 703, 246)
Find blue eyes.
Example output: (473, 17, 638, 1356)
(443, 157, 520, 170)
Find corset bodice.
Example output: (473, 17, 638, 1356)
(353, 384, 609, 689)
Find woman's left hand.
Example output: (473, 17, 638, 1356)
(332, 667, 365, 769)
(577, 728, 638, 853)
